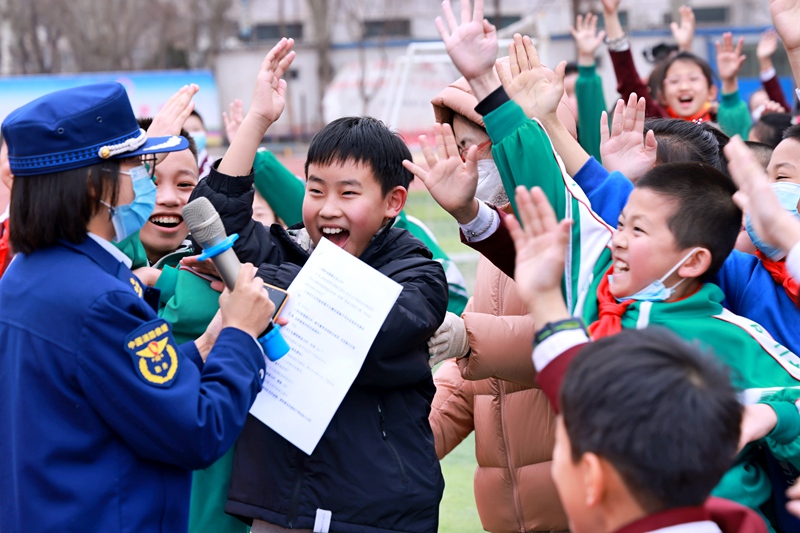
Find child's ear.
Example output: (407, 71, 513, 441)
(383, 185, 407, 219)
(678, 247, 713, 279)
(582, 452, 606, 507)
(707, 84, 719, 103)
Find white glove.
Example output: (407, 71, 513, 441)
(427, 312, 470, 367)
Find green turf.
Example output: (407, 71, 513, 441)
(439, 433, 484, 533)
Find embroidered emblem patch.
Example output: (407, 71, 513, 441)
(130, 276, 143, 298)
(125, 319, 179, 387)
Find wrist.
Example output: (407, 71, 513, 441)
(468, 71, 502, 102)
(530, 290, 571, 327)
(577, 53, 596, 67)
(721, 79, 738, 95)
(194, 332, 214, 362)
(453, 198, 480, 225)
(759, 57, 773, 71)
(243, 111, 273, 137)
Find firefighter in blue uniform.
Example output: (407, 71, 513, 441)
(0, 83, 276, 532)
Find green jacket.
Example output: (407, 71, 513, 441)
(718, 89, 752, 139)
(484, 97, 800, 526)
(575, 63, 605, 163)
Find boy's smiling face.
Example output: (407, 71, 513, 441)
(611, 188, 698, 299)
(661, 59, 716, 118)
(303, 159, 406, 257)
(767, 137, 800, 186)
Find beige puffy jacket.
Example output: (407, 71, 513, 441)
(430, 249, 568, 533)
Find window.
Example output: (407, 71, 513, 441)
(485, 15, 522, 30)
(252, 22, 303, 41)
(362, 19, 411, 39)
(692, 7, 729, 24)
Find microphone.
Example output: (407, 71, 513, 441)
(182, 197, 241, 291)
(182, 197, 290, 362)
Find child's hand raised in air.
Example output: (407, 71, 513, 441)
(725, 136, 800, 255)
(496, 34, 567, 125)
(506, 186, 571, 326)
(716, 32, 746, 94)
(436, 0, 500, 100)
(599, 94, 658, 182)
(250, 38, 296, 129)
(670, 5, 696, 52)
(570, 13, 606, 66)
(223, 99, 245, 143)
(770, 0, 800, 53)
(403, 123, 480, 224)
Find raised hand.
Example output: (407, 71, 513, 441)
(435, 0, 500, 99)
(496, 34, 567, 124)
(223, 99, 245, 143)
(761, 100, 787, 115)
(570, 13, 606, 66)
(770, 0, 800, 53)
(148, 84, 199, 137)
(250, 38, 296, 128)
(599, 94, 657, 182)
(600, 0, 621, 14)
(670, 5, 695, 52)
(402, 123, 480, 224)
(724, 136, 800, 255)
(757, 28, 779, 64)
(506, 186, 571, 324)
(716, 32, 746, 94)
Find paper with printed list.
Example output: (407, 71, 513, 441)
(248, 237, 403, 455)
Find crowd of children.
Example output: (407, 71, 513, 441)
(2, 0, 800, 532)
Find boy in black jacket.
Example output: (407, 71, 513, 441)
(191, 38, 447, 533)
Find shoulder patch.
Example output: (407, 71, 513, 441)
(124, 319, 179, 387)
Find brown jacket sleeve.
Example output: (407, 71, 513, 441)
(430, 359, 475, 459)
(609, 48, 668, 118)
(458, 313, 538, 387)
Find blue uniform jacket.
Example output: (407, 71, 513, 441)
(573, 156, 800, 355)
(0, 237, 266, 533)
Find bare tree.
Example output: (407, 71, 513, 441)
(306, 0, 334, 127)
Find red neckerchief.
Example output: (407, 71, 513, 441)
(588, 266, 634, 339)
(0, 219, 9, 280)
(667, 102, 713, 124)
(756, 249, 800, 306)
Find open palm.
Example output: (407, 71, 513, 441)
(600, 94, 657, 182)
(436, 0, 498, 80)
(497, 34, 566, 122)
(251, 38, 296, 126)
(770, 0, 800, 52)
(403, 123, 479, 223)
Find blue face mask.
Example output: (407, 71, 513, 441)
(746, 182, 800, 261)
(103, 164, 156, 243)
(191, 131, 207, 153)
(610, 247, 701, 302)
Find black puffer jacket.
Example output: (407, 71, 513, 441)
(191, 169, 448, 533)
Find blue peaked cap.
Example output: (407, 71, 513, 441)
(1, 82, 189, 177)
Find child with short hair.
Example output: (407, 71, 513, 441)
(421, 6, 800, 527)
(503, 186, 766, 533)
(192, 38, 448, 532)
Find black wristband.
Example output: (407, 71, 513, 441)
(475, 86, 511, 117)
(534, 318, 587, 346)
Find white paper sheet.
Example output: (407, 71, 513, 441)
(248, 237, 403, 454)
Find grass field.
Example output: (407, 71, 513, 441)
(439, 433, 484, 533)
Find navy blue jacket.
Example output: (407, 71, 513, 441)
(192, 169, 448, 533)
(0, 237, 266, 532)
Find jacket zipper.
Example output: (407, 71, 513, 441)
(287, 463, 304, 527)
(497, 276, 526, 533)
(378, 404, 408, 485)
(498, 385, 526, 533)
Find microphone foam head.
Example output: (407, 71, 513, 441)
(182, 197, 225, 244)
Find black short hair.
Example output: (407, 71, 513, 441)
(137, 117, 198, 160)
(10, 161, 120, 254)
(750, 113, 793, 148)
(661, 52, 716, 89)
(189, 109, 204, 126)
(561, 328, 741, 513)
(743, 140, 773, 169)
(305, 116, 413, 196)
(700, 122, 730, 176)
(646, 118, 724, 172)
(635, 162, 741, 281)
(782, 122, 800, 142)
